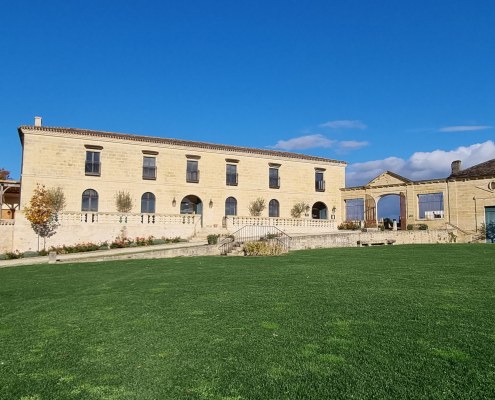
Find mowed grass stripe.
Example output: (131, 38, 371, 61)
(0, 244, 494, 399)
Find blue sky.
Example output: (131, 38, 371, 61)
(2, 0, 495, 186)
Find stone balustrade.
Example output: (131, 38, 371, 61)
(57, 211, 198, 226)
(224, 216, 336, 232)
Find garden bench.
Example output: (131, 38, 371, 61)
(357, 239, 396, 247)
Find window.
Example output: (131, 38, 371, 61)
(226, 164, 238, 186)
(269, 168, 280, 188)
(345, 199, 364, 220)
(85, 151, 100, 176)
(143, 157, 157, 180)
(141, 192, 156, 213)
(269, 199, 279, 217)
(186, 160, 199, 183)
(315, 171, 325, 191)
(225, 197, 237, 216)
(81, 189, 99, 211)
(418, 193, 444, 219)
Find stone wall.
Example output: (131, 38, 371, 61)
(290, 229, 456, 251)
(19, 127, 345, 232)
(341, 175, 495, 233)
(0, 221, 14, 252)
(11, 213, 199, 252)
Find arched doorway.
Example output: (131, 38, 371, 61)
(377, 193, 406, 229)
(181, 195, 203, 227)
(312, 202, 328, 219)
(180, 195, 203, 215)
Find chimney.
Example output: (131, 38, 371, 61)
(451, 160, 462, 174)
(34, 116, 42, 127)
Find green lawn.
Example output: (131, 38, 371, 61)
(1, 244, 494, 400)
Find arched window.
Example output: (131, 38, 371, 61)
(82, 189, 99, 212)
(225, 197, 237, 216)
(141, 192, 156, 213)
(269, 199, 279, 217)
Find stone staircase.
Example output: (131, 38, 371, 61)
(224, 241, 245, 256)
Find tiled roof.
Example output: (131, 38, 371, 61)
(18, 125, 347, 165)
(449, 159, 495, 179)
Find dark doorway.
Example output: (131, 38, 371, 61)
(312, 202, 328, 219)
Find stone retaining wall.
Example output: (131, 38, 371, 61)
(0, 222, 14, 253)
(290, 229, 456, 251)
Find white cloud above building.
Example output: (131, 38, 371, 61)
(346, 140, 495, 187)
(270, 135, 369, 152)
(338, 140, 369, 150)
(438, 125, 492, 132)
(319, 120, 367, 130)
(271, 134, 335, 151)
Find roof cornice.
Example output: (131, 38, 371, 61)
(18, 125, 347, 165)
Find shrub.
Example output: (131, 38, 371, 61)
(5, 251, 22, 259)
(243, 241, 284, 256)
(418, 224, 428, 230)
(115, 190, 133, 213)
(110, 240, 132, 249)
(207, 234, 220, 245)
(337, 221, 360, 230)
(135, 237, 147, 246)
(248, 198, 266, 217)
(290, 202, 310, 218)
(110, 228, 133, 248)
(407, 224, 414, 231)
(152, 238, 167, 245)
(23, 251, 39, 258)
(46, 187, 67, 213)
(0, 254, 7, 260)
(77, 242, 100, 252)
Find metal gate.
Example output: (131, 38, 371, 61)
(365, 195, 377, 227)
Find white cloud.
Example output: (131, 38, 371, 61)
(319, 120, 367, 130)
(271, 134, 335, 151)
(439, 125, 492, 132)
(338, 140, 369, 150)
(270, 135, 369, 152)
(346, 140, 495, 187)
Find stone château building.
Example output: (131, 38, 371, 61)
(1, 117, 494, 252)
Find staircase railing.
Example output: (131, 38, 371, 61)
(445, 222, 472, 236)
(219, 225, 292, 255)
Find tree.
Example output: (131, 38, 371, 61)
(0, 168, 11, 180)
(115, 190, 133, 213)
(47, 187, 67, 212)
(290, 202, 310, 218)
(248, 198, 266, 217)
(24, 184, 65, 251)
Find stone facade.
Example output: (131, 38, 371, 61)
(341, 166, 495, 238)
(1, 120, 494, 253)
(11, 124, 345, 251)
